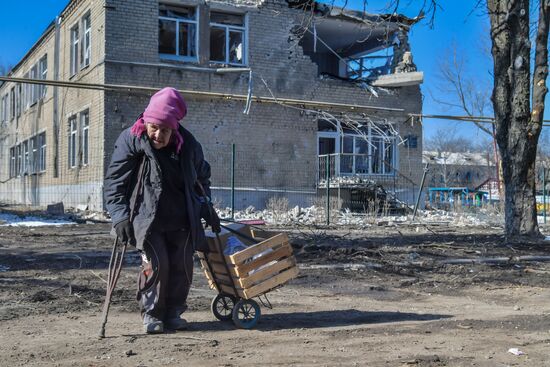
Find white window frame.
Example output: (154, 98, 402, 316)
(209, 13, 247, 66)
(30, 64, 39, 105)
(80, 110, 89, 166)
(70, 24, 79, 76)
(317, 124, 397, 176)
(158, 6, 199, 62)
(22, 140, 30, 175)
(16, 144, 22, 176)
(39, 132, 47, 172)
(69, 115, 78, 168)
(9, 87, 15, 121)
(23, 72, 29, 110)
(16, 83, 21, 117)
(1, 94, 6, 123)
(39, 55, 47, 98)
(81, 13, 91, 68)
(30, 136, 39, 174)
(9, 147, 16, 178)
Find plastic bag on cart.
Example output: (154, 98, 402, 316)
(223, 236, 248, 255)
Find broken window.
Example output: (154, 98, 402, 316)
(210, 11, 246, 65)
(68, 115, 77, 168)
(70, 24, 79, 76)
(70, 12, 91, 76)
(317, 121, 396, 176)
(80, 110, 89, 166)
(404, 134, 418, 149)
(81, 13, 91, 68)
(346, 48, 394, 80)
(159, 5, 197, 60)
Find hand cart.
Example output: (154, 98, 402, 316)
(197, 224, 298, 329)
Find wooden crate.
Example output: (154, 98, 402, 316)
(199, 228, 298, 299)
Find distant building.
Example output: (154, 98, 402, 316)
(423, 151, 496, 190)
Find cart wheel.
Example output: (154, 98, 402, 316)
(211, 294, 236, 321)
(232, 299, 261, 329)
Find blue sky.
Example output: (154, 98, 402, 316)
(0, 0, 547, 145)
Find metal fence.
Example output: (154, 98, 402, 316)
(318, 153, 418, 211)
(0, 136, 422, 224)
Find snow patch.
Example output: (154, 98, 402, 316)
(0, 213, 75, 227)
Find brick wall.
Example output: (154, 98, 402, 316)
(0, 0, 423, 211)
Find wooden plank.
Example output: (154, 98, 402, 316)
(207, 261, 237, 277)
(243, 266, 299, 299)
(233, 244, 293, 277)
(218, 283, 244, 298)
(205, 252, 225, 263)
(237, 257, 296, 288)
(200, 259, 234, 284)
(229, 233, 289, 265)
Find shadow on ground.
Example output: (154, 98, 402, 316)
(187, 309, 452, 332)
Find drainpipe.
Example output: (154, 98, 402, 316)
(53, 16, 61, 178)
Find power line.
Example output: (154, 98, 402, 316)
(411, 113, 550, 127)
(0, 76, 404, 113)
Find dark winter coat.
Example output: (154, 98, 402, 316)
(104, 125, 211, 252)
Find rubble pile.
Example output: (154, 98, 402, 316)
(216, 205, 504, 227)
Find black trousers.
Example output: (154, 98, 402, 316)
(137, 229, 194, 320)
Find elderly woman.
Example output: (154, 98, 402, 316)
(104, 87, 220, 334)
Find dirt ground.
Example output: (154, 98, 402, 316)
(1, 219, 550, 366)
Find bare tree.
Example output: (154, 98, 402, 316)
(431, 42, 504, 197)
(487, 0, 549, 238)
(425, 127, 475, 153)
(0, 59, 12, 76)
(425, 127, 478, 187)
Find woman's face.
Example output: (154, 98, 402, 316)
(146, 122, 173, 149)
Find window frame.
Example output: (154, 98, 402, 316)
(16, 83, 21, 117)
(9, 87, 15, 121)
(70, 23, 80, 77)
(81, 13, 91, 69)
(9, 147, 16, 178)
(39, 132, 47, 173)
(80, 110, 89, 166)
(317, 123, 397, 176)
(22, 140, 30, 175)
(15, 143, 23, 177)
(30, 63, 39, 105)
(1, 94, 6, 123)
(158, 6, 199, 62)
(209, 12, 247, 66)
(39, 55, 48, 98)
(68, 115, 78, 168)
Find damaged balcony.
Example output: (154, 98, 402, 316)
(295, 2, 424, 87)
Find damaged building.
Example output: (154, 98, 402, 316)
(0, 0, 423, 211)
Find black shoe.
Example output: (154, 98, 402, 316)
(165, 317, 188, 330)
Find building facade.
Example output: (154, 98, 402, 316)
(0, 0, 423, 211)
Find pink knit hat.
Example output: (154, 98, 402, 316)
(130, 87, 187, 152)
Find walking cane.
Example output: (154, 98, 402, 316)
(98, 157, 146, 339)
(98, 237, 127, 339)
